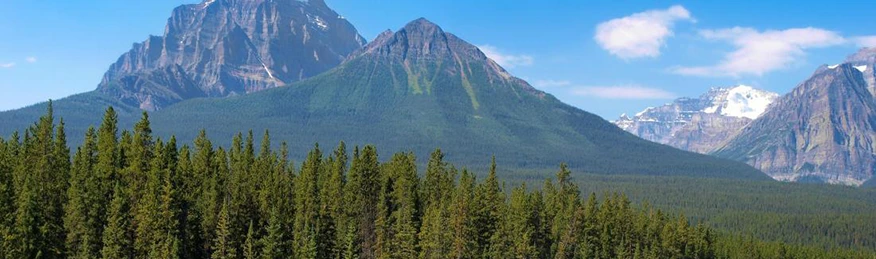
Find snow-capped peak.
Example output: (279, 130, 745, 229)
(854, 65, 868, 72)
(635, 107, 654, 117)
(828, 64, 839, 69)
(703, 85, 778, 120)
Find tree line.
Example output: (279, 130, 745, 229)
(0, 105, 873, 258)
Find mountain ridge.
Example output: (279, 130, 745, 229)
(614, 85, 778, 153)
(714, 56, 876, 186)
(133, 18, 769, 180)
(98, 0, 365, 110)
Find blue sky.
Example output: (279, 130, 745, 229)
(1, 0, 875, 119)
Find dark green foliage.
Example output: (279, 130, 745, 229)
(100, 184, 133, 259)
(1, 109, 874, 259)
(562, 173, 876, 252)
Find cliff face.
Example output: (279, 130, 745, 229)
(97, 0, 365, 110)
(714, 62, 876, 186)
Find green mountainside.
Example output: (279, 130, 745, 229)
(136, 18, 767, 180)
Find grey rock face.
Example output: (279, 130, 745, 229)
(98, 0, 365, 110)
(714, 61, 876, 186)
(614, 86, 777, 153)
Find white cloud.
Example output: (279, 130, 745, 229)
(594, 5, 694, 59)
(853, 36, 876, 47)
(532, 79, 571, 88)
(0, 63, 14, 69)
(672, 27, 846, 77)
(477, 45, 534, 68)
(570, 85, 675, 99)
(25, 57, 37, 63)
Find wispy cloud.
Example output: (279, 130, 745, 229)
(477, 45, 534, 68)
(672, 27, 846, 77)
(25, 57, 37, 63)
(0, 63, 15, 69)
(594, 5, 695, 59)
(532, 79, 571, 88)
(570, 85, 675, 99)
(853, 36, 876, 48)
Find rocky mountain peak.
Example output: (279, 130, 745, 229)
(844, 47, 876, 64)
(97, 0, 365, 111)
(702, 85, 779, 120)
(346, 18, 542, 98)
(714, 59, 876, 186)
(613, 85, 777, 154)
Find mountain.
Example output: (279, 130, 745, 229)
(98, 0, 365, 110)
(130, 18, 767, 179)
(714, 49, 876, 185)
(614, 85, 778, 153)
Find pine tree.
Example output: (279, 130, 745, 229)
(64, 127, 99, 259)
(0, 136, 14, 256)
(151, 158, 182, 259)
(135, 139, 171, 257)
(546, 164, 580, 257)
(11, 171, 42, 258)
(11, 103, 67, 258)
(474, 156, 503, 256)
(418, 150, 455, 259)
(260, 207, 290, 259)
(449, 169, 477, 258)
(242, 221, 258, 259)
(193, 130, 218, 256)
(101, 183, 133, 259)
(322, 142, 347, 258)
(343, 145, 380, 259)
(578, 193, 599, 258)
(294, 144, 322, 259)
(386, 153, 419, 259)
(125, 112, 153, 200)
(506, 184, 539, 259)
(212, 202, 236, 259)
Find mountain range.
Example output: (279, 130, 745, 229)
(715, 52, 876, 186)
(616, 49, 876, 186)
(614, 85, 778, 153)
(0, 0, 766, 180)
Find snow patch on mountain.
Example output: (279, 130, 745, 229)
(854, 65, 868, 72)
(612, 85, 779, 153)
(636, 107, 654, 117)
(704, 85, 779, 119)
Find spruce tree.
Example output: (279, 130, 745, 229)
(64, 127, 99, 259)
(474, 156, 503, 256)
(0, 137, 13, 256)
(242, 221, 257, 259)
(101, 183, 133, 259)
(386, 153, 419, 259)
(212, 202, 236, 259)
(260, 207, 290, 259)
(293, 144, 322, 259)
(449, 169, 477, 258)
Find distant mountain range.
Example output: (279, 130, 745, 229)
(616, 49, 876, 186)
(614, 85, 778, 153)
(0, 0, 767, 180)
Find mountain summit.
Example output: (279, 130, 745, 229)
(135, 18, 766, 179)
(97, 0, 365, 110)
(715, 50, 876, 185)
